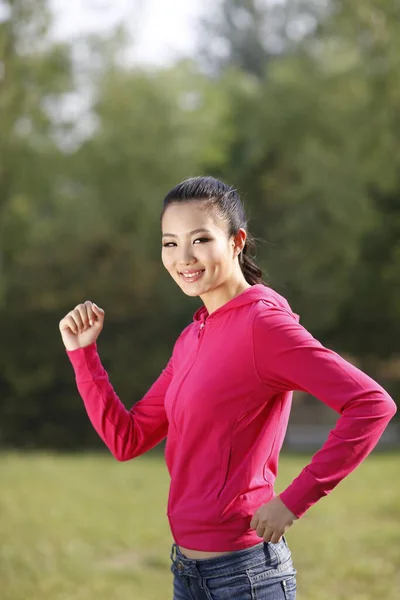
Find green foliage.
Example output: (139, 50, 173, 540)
(0, 0, 398, 448)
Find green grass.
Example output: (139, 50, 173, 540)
(0, 451, 399, 600)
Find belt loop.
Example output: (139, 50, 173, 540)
(170, 543, 177, 563)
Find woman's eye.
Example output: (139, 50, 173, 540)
(162, 238, 210, 248)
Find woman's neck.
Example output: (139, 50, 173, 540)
(200, 278, 252, 315)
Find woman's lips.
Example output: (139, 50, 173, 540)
(180, 270, 205, 283)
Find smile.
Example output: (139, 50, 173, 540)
(179, 270, 205, 283)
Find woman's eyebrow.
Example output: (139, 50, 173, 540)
(162, 228, 212, 238)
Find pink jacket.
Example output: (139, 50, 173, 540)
(66, 284, 397, 551)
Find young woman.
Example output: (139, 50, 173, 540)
(60, 176, 397, 600)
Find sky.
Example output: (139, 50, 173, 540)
(50, 0, 205, 65)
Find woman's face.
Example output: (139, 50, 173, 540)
(161, 202, 245, 297)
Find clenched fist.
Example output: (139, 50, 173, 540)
(59, 301, 105, 351)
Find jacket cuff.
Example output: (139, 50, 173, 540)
(279, 468, 325, 518)
(66, 343, 102, 381)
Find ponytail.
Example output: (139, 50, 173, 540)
(239, 233, 265, 286)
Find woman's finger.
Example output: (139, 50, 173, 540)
(256, 523, 265, 538)
(269, 531, 283, 544)
(250, 514, 259, 530)
(72, 307, 85, 332)
(76, 304, 92, 331)
(84, 301, 96, 326)
(64, 315, 78, 335)
(262, 528, 273, 543)
(92, 303, 104, 317)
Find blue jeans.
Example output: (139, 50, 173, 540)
(170, 536, 297, 599)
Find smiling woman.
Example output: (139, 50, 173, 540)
(160, 177, 263, 312)
(62, 175, 396, 600)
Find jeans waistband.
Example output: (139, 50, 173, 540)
(170, 536, 289, 578)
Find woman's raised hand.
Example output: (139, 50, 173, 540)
(59, 301, 105, 351)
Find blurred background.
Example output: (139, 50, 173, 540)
(1, 1, 399, 599)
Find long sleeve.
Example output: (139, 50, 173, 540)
(66, 342, 173, 461)
(252, 306, 397, 518)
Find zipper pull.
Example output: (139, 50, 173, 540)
(198, 321, 205, 338)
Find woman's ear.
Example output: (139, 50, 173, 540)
(233, 229, 247, 256)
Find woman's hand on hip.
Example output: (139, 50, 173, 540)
(250, 496, 298, 544)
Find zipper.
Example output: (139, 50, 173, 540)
(170, 319, 207, 427)
(198, 321, 205, 338)
(167, 318, 208, 517)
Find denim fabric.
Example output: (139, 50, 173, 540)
(170, 536, 296, 599)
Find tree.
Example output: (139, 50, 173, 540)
(197, 0, 330, 78)
(0, 0, 72, 310)
(315, 1, 400, 361)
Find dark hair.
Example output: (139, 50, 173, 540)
(160, 176, 266, 286)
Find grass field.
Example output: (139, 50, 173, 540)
(0, 451, 399, 600)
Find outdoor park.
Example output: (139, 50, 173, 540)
(1, 1, 399, 599)
(1, 452, 399, 600)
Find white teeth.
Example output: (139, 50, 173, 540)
(182, 271, 203, 278)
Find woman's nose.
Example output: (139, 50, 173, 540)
(177, 247, 196, 265)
